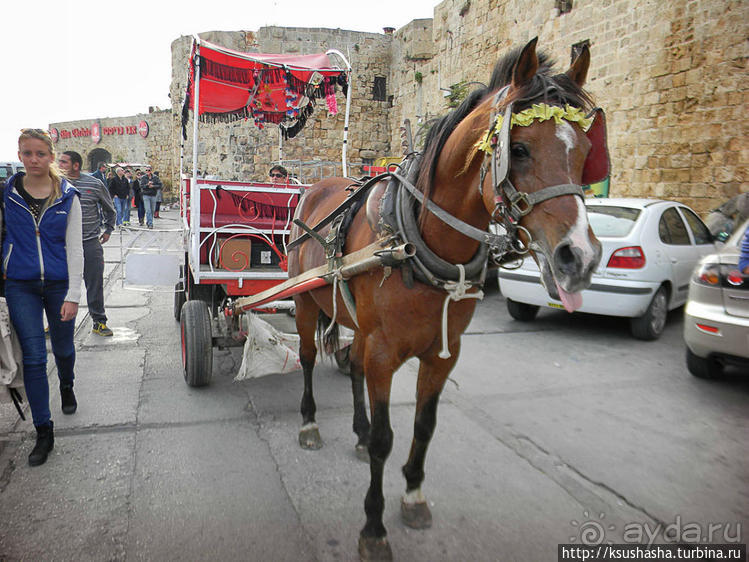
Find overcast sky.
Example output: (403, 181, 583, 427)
(1, 0, 440, 159)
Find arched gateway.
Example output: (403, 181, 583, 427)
(88, 148, 111, 172)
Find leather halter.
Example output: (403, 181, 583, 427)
(485, 87, 585, 245)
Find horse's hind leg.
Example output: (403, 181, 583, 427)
(295, 293, 323, 449)
(349, 337, 370, 462)
(400, 353, 457, 530)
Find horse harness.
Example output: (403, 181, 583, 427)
(288, 92, 608, 357)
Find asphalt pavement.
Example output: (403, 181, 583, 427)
(0, 207, 747, 561)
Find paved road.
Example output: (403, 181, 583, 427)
(0, 208, 747, 561)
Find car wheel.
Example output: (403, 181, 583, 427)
(686, 347, 722, 379)
(506, 298, 539, 322)
(630, 286, 668, 340)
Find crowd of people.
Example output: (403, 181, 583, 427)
(98, 162, 163, 228)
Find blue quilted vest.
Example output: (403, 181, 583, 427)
(2, 173, 79, 281)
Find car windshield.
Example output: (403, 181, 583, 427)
(586, 206, 641, 237)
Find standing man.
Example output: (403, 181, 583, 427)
(139, 165, 162, 229)
(123, 169, 135, 226)
(91, 161, 107, 184)
(133, 170, 145, 226)
(57, 151, 116, 337)
(108, 166, 130, 227)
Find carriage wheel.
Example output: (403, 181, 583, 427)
(180, 300, 213, 387)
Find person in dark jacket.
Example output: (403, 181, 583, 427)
(91, 161, 107, 184)
(123, 169, 135, 226)
(2, 129, 83, 467)
(108, 167, 130, 227)
(133, 170, 145, 225)
(139, 165, 161, 228)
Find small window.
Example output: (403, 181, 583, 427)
(659, 208, 690, 245)
(680, 208, 712, 245)
(557, 0, 573, 15)
(373, 76, 387, 102)
(571, 39, 589, 64)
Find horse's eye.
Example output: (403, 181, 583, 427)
(510, 143, 529, 159)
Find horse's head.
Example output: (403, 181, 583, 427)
(480, 38, 604, 312)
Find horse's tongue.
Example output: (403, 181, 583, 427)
(555, 281, 583, 313)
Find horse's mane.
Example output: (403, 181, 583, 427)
(415, 46, 594, 218)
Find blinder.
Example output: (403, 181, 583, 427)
(581, 108, 610, 186)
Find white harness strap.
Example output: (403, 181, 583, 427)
(438, 264, 484, 359)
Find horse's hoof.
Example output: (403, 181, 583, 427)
(355, 444, 369, 463)
(358, 536, 392, 561)
(298, 425, 323, 450)
(401, 499, 432, 529)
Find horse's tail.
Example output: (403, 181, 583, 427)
(316, 310, 340, 355)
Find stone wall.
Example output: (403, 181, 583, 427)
(387, 0, 748, 214)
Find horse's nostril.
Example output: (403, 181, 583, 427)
(554, 243, 580, 276)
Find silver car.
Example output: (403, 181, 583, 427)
(684, 219, 749, 378)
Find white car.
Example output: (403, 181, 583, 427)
(498, 198, 716, 340)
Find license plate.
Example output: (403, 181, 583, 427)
(547, 302, 564, 309)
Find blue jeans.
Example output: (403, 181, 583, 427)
(123, 197, 132, 223)
(114, 197, 129, 226)
(142, 195, 157, 227)
(5, 279, 76, 426)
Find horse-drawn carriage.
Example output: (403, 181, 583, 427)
(177, 35, 610, 560)
(175, 37, 353, 385)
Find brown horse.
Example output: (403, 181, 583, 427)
(288, 38, 603, 560)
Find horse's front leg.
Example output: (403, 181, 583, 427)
(295, 294, 323, 449)
(358, 337, 398, 561)
(401, 351, 457, 530)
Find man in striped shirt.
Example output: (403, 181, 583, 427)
(58, 151, 116, 337)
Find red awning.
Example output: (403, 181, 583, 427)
(182, 39, 348, 139)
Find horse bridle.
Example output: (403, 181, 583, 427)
(482, 87, 586, 256)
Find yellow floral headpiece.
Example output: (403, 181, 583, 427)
(475, 103, 594, 154)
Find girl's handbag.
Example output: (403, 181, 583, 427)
(0, 297, 26, 419)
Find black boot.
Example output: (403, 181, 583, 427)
(29, 421, 54, 467)
(61, 385, 77, 415)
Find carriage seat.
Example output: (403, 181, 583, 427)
(197, 188, 298, 232)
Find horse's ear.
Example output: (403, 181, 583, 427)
(511, 37, 539, 90)
(566, 44, 590, 87)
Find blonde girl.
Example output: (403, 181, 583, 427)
(1, 128, 83, 466)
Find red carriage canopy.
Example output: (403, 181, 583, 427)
(182, 38, 349, 139)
